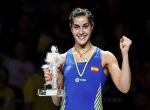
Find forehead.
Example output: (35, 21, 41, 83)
(72, 16, 89, 25)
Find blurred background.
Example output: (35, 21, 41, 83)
(0, 0, 150, 110)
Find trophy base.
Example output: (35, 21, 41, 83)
(38, 88, 64, 97)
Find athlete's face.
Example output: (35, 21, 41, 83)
(71, 16, 94, 46)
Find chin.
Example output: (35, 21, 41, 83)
(78, 42, 86, 46)
(78, 40, 88, 45)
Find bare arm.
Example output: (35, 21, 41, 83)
(103, 36, 132, 93)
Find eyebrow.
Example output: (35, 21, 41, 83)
(73, 23, 90, 26)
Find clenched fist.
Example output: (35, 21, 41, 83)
(120, 36, 132, 55)
(43, 68, 63, 89)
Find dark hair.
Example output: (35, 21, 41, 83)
(69, 8, 94, 27)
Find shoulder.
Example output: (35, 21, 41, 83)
(59, 50, 69, 66)
(60, 48, 73, 61)
(101, 50, 117, 66)
(101, 50, 115, 58)
(60, 52, 67, 61)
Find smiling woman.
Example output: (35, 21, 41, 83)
(69, 8, 94, 49)
(43, 8, 132, 110)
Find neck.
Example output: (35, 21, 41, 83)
(75, 42, 91, 50)
(74, 43, 92, 57)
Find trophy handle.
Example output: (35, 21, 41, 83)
(52, 65, 57, 89)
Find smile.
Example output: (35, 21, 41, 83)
(78, 35, 87, 39)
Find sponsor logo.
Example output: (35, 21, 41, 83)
(75, 78, 80, 82)
(75, 78, 87, 82)
(65, 66, 71, 71)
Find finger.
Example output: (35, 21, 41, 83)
(43, 68, 50, 72)
(120, 37, 124, 43)
(123, 36, 131, 42)
(43, 69, 51, 74)
(44, 74, 50, 80)
(121, 35, 128, 41)
(120, 41, 126, 49)
(45, 78, 50, 81)
(44, 74, 53, 81)
(44, 74, 50, 78)
(122, 37, 132, 46)
(44, 71, 53, 77)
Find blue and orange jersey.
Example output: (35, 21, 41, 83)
(61, 47, 108, 110)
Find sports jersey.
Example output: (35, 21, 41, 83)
(61, 47, 108, 110)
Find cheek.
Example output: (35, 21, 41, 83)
(72, 29, 78, 35)
(85, 29, 92, 34)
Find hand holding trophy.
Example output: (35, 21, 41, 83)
(38, 45, 64, 97)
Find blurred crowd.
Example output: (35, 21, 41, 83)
(0, 0, 150, 110)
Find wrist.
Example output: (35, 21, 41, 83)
(122, 53, 128, 58)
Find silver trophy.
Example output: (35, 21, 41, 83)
(38, 45, 64, 97)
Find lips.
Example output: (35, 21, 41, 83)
(78, 35, 87, 40)
(78, 36, 85, 39)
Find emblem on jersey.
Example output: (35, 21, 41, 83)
(65, 66, 71, 71)
(91, 66, 99, 72)
(75, 78, 87, 82)
(75, 78, 80, 82)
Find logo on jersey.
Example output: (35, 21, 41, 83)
(91, 66, 99, 72)
(75, 78, 80, 82)
(75, 78, 87, 82)
(65, 66, 71, 71)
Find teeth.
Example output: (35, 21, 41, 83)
(78, 36, 85, 38)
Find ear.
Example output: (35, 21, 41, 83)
(70, 26, 73, 33)
(91, 22, 94, 30)
(91, 22, 94, 31)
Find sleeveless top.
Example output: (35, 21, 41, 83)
(61, 47, 108, 110)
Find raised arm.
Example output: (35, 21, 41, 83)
(103, 36, 132, 93)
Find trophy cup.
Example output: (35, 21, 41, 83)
(38, 45, 64, 97)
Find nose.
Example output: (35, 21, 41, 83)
(79, 28, 84, 35)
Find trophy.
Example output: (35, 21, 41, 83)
(38, 45, 64, 97)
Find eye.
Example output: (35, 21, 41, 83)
(83, 24, 89, 29)
(73, 25, 79, 29)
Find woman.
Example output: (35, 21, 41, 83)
(44, 8, 132, 110)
